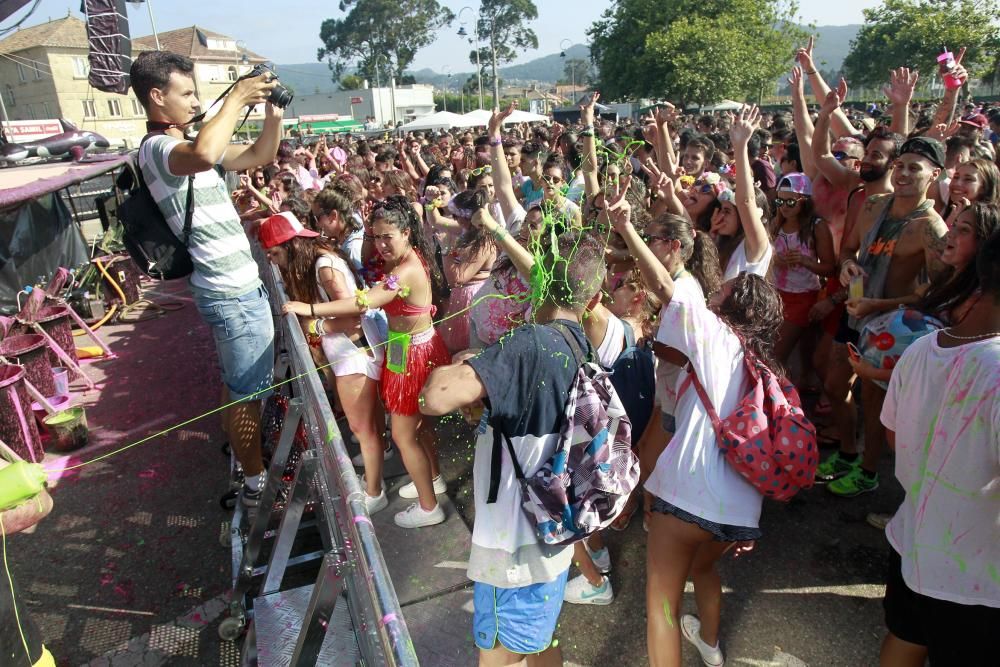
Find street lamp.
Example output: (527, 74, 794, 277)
(559, 39, 579, 102)
(442, 65, 452, 112)
(458, 6, 484, 110)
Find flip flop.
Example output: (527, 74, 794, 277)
(611, 500, 638, 531)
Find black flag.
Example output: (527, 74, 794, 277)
(83, 0, 132, 95)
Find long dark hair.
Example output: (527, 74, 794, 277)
(452, 189, 494, 260)
(372, 195, 446, 297)
(769, 196, 819, 249)
(653, 213, 723, 298)
(716, 273, 786, 377)
(277, 236, 336, 305)
(919, 202, 1000, 319)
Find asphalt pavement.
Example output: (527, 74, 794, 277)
(6, 278, 898, 666)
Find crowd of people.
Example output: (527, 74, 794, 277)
(117, 45, 999, 667)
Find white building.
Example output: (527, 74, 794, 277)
(286, 84, 435, 127)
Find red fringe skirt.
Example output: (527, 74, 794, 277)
(380, 326, 452, 416)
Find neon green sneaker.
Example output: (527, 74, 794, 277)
(815, 451, 859, 482)
(828, 467, 879, 497)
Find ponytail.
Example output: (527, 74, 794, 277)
(372, 195, 446, 298)
(654, 213, 723, 298)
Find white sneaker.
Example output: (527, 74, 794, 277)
(680, 615, 724, 667)
(393, 502, 445, 528)
(352, 445, 393, 468)
(563, 574, 613, 605)
(398, 475, 446, 499)
(364, 487, 388, 515)
(585, 544, 612, 574)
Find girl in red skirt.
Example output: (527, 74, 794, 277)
(283, 195, 450, 529)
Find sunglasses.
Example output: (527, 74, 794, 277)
(773, 196, 805, 208)
(692, 181, 715, 194)
(642, 233, 673, 245)
(470, 165, 493, 177)
(544, 175, 564, 185)
(833, 151, 860, 162)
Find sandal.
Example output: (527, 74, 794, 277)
(610, 499, 638, 531)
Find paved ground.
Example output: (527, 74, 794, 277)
(6, 277, 900, 666)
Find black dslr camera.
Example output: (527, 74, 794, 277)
(243, 64, 294, 109)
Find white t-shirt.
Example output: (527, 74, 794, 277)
(881, 334, 1000, 608)
(646, 284, 763, 528)
(314, 252, 356, 302)
(595, 313, 626, 367)
(654, 273, 705, 413)
(723, 238, 773, 282)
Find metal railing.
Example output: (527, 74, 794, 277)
(258, 254, 418, 666)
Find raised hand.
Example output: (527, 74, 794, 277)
(605, 174, 633, 234)
(820, 78, 847, 116)
(788, 66, 804, 96)
(654, 102, 677, 127)
(883, 67, 919, 107)
(580, 91, 600, 127)
(729, 104, 761, 145)
(489, 101, 516, 137)
(795, 35, 816, 72)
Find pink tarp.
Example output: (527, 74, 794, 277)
(0, 154, 130, 209)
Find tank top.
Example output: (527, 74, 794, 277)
(773, 230, 821, 293)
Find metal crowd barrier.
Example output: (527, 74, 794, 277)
(224, 245, 418, 666)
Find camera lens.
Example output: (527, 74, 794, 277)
(269, 84, 293, 109)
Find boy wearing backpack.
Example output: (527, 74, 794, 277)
(420, 230, 612, 665)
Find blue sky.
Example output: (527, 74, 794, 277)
(14, 0, 871, 70)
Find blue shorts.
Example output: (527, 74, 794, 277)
(472, 569, 568, 655)
(194, 284, 274, 402)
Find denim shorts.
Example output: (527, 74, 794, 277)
(194, 285, 275, 402)
(472, 569, 568, 655)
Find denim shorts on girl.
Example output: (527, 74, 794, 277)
(473, 569, 569, 655)
(194, 284, 275, 402)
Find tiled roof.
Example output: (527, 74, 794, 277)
(132, 26, 267, 63)
(0, 16, 89, 54)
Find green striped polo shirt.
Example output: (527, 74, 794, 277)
(138, 135, 261, 297)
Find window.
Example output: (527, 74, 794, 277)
(25, 104, 34, 120)
(16, 62, 26, 82)
(227, 65, 238, 82)
(73, 57, 88, 78)
(107, 99, 122, 117)
(34, 63, 42, 79)
(131, 98, 143, 116)
(5, 84, 14, 107)
(82, 99, 96, 118)
(207, 38, 234, 51)
(41, 102, 49, 118)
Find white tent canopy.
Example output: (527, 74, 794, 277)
(698, 99, 743, 112)
(507, 109, 549, 124)
(399, 110, 468, 131)
(458, 109, 492, 127)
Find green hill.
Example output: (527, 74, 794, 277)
(275, 25, 860, 95)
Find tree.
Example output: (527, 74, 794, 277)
(318, 0, 454, 86)
(559, 58, 590, 87)
(339, 74, 364, 90)
(470, 0, 539, 104)
(843, 0, 1000, 88)
(587, 0, 807, 104)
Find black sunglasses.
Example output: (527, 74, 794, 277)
(773, 197, 805, 208)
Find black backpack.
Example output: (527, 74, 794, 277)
(117, 134, 194, 280)
(608, 321, 655, 439)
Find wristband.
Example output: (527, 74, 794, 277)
(491, 226, 508, 242)
(805, 69, 817, 75)
(579, 130, 595, 138)
(582, 124, 595, 132)
(489, 137, 502, 146)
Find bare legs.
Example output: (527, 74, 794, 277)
(229, 397, 264, 477)
(337, 373, 385, 498)
(646, 512, 730, 667)
(390, 413, 439, 511)
(479, 643, 563, 667)
(824, 342, 858, 454)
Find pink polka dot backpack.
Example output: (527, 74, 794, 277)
(682, 351, 818, 501)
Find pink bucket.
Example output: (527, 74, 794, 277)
(0, 364, 43, 462)
(0, 333, 56, 397)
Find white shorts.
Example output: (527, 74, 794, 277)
(321, 314, 384, 381)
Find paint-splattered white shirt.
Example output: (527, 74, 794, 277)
(881, 333, 1000, 608)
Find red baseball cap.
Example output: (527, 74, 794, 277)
(960, 113, 988, 130)
(258, 211, 318, 249)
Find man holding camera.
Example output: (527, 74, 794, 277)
(129, 51, 284, 505)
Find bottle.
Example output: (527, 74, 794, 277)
(0, 461, 48, 512)
(937, 49, 963, 90)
